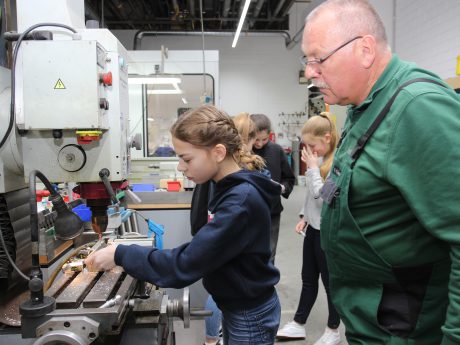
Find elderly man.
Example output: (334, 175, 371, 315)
(302, 1, 460, 344)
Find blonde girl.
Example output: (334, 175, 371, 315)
(277, 112, 341, 345)
(233, 112, 265, 171)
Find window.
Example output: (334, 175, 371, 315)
(128, 74, 215, 157)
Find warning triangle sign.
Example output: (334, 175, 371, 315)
(54, 79, 66, 89)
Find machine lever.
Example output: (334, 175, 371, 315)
(99, 295, 122, 308)
(190, 309, 213, 317)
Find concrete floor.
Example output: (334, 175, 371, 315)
(174, 186, 348, 345)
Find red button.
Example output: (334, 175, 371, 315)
(101, 72, 112, 86)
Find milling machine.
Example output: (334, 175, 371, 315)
(0, 1, 205, 344)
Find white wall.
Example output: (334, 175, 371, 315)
(394, 0, 460, 79)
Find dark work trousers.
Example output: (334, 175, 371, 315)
(293, 225, 340, 329)
(270, 214, 281, 263)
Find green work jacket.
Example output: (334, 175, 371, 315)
(321, 55, 460, 344)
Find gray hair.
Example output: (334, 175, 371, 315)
(306, 0, 389, 48)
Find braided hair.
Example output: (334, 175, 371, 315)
(171, 105, 263, 170)
(233, 112, 265, 171)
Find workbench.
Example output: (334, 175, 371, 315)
(126, 191, 192, 210)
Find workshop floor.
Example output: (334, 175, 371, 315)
(174, 186, 348, 345)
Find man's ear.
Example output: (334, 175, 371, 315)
(359, 35, 377, 69)
(212, 144, 227, 163)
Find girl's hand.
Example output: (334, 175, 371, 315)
(295, 219, 307, 233)
(84, 244, 117, 271)
(301, 146, 319, 169)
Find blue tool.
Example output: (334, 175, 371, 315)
(146, 219, 165, 249)
(120, 208, 134, 223)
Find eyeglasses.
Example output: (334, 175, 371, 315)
(300, 36, 363, 68)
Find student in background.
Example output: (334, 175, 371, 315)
(251, 113, 295, 263)
(277, 113, 341, 345)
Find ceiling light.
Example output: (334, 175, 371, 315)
(232, 0, 251, 48)
(181, 97, 188, 104)
(147, 90, 183, 95)
(147, 81, 183, 95)
(128, 77, 182, 85)
(130, 77, 183, 94)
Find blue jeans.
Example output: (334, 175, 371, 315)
(205, 295, 222, 339)
(219, 291, 280, 345)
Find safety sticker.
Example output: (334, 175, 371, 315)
(54, 79, 66, 89)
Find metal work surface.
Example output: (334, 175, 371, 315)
(54, 271, 100, 309)
(83, 270, 124, 308)
(21, 267, 137, 338)
(126, 191, 193, 209)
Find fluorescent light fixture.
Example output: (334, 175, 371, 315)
(128, 77, 182, 85)
(181, 97, 188, 104)
(232, 0, 251, 48)
(147, 117, 154, 122)
(129, 77, 183, 94)
(147, 81, 183, 94)
(147, 89, 183, 95)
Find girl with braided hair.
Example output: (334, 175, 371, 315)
(200, 111, 269, 345)
(86, 105, 282, 345)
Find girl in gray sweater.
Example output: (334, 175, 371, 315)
(277, 113, 341, 345)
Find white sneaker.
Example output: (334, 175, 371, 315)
(276, 321, 306, 339)
(313, 327, 341, 345)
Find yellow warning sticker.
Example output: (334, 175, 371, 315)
(54, 79, 66, 89)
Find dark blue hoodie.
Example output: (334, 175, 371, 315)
(115, 170, 281, 310)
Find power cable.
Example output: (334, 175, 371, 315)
(199, 0, 207, 96)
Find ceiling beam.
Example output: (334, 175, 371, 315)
(250, 0, 266, 28)
(222, 0, 231, 17)
(253, 0, 265, 18)
(280, 0, 300, 18)
(272, 0, 287, 18)
(188, 0, 196, 17)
